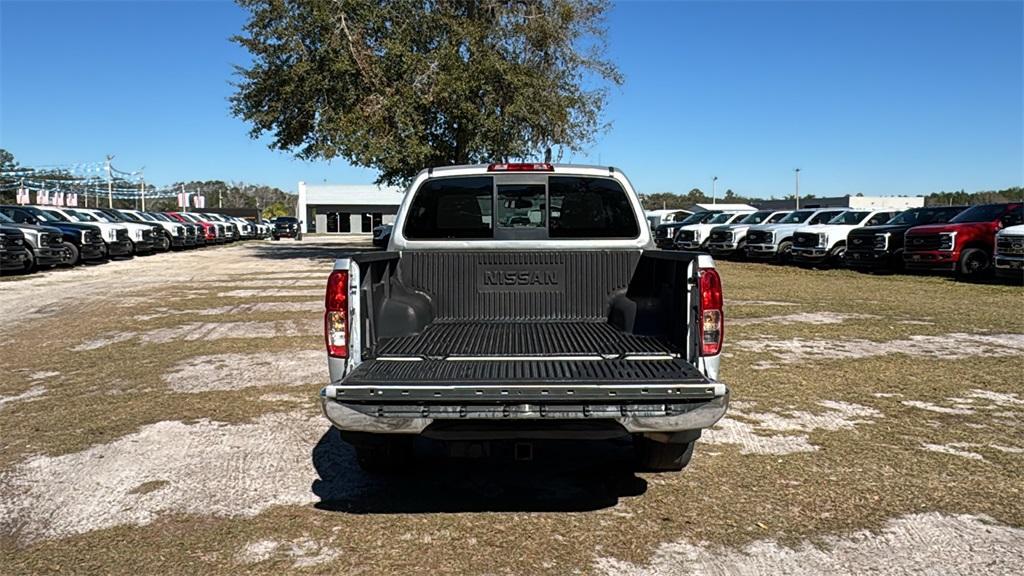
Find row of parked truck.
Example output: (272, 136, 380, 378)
(653, 202, 1024, 281)
(0, 205, 273, 274)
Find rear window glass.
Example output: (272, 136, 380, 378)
(548, 177, 639, 238)
(497, 184, 545, 228)
(404, 177, 493, 239)
(403, 175, 639, 240)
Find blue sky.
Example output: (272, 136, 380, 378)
(1, 0, 1021, 198)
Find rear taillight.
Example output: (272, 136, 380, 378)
(324, 270, 349, 358)
(699, 267, 723, 356)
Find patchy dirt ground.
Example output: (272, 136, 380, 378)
(1, 240, 1022, 575)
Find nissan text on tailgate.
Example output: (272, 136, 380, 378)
(320, 163, 728, 473)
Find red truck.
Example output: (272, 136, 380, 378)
(904, 203, 1023, 277)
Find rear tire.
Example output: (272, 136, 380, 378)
(634, 437, 695, 472)
(958, 248, 990, 278)
(353, 436, 414, 474)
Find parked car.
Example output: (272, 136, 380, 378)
(109, 208, 183, 251)
(151, 212, 200, 247)
(88, 208, 163, 253)
(707, 210, 790, 258)
(653, 211, 722, 249)
(844, 206, 967, 272)
(320, 163, 728, 473)
(0, 211, 67, 270)
(372, 223, 393, 248)
(0, 222, 33, 273)
(272, 216, 301, 240)
(645, 209, 692, 230)
(674, 210, 755, 251)
(791, 209, 898, 266)
(223, 215, 254, 239)
(166, 212, 218, 244)
(40, 207, 136, 258)
(904, 203, 1023, 278)
(200, 213, 236, 242)
(36, 206, 132, 259)
(994, 224, 1024, 282)
(0, 205, 106, 265)
(745, 208, 847, 263)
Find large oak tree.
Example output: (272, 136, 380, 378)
(231, 0, 622, 184)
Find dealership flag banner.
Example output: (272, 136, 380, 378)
(195, 195, 206, 209)
(37, 190, 49, 205)
(16, 187, 29, 205)
(67, 193, 78, 207)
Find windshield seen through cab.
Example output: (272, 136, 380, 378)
(779, 210, 814, 224)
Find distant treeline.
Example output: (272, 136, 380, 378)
(640, 186, 1023, 210)
(923, 187, 1023, 207)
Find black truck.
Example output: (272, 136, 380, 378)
(0, 223, 33, 272)
(844, 205, 967, 271)
(318, 164, 728, 473)
(272, 216, 302, 240)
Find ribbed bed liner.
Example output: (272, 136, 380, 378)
(346, 357, 707, 387)
(374, 321, 678, 358)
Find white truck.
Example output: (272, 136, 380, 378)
(744, 208, 847, 263)
(37, 206, 135, 258)
(994, 224, 1024, 281)
(707, 210, 791, 258)
(673, 210, 755, 251)
(320, 163, 729, 473)
(791, 209, 898, 266)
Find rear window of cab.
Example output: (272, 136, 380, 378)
(402, 176, 640, 240)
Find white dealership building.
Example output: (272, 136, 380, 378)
(297, 182, 405, 234)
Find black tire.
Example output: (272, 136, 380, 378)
(353, 436, 414, 474)
(634, 437, 696, 472)
(62, 242, 80, 266)
(23, 250, 36, 273)
(295, 232, 303, 241)
(157, 234, 171, 252)
(828, 243, 846, 266)
(271, 236, 279, 241)
(958, 248, 990, 278)
(776, 240, 794, 264)
(125, 239, 135, 256)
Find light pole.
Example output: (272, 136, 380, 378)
(139, 168, 146, 211)
(712, 176, 718, 205)
(794, 168, 801, 210)
(105, 155, 115, 208)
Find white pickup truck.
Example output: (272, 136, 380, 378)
(791, 209, 898, 265)
(673, 210, 755, 251)
(744, 208, 847, 263)
(707, 210, 791, 258)
(319, 163, 729, 473)
(994, 224, 1024, 281)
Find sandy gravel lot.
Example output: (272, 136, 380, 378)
(1, 237, 1022, 575)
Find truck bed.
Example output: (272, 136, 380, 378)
(375, 320, 677, 358)
(342, 249, 705, 399)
